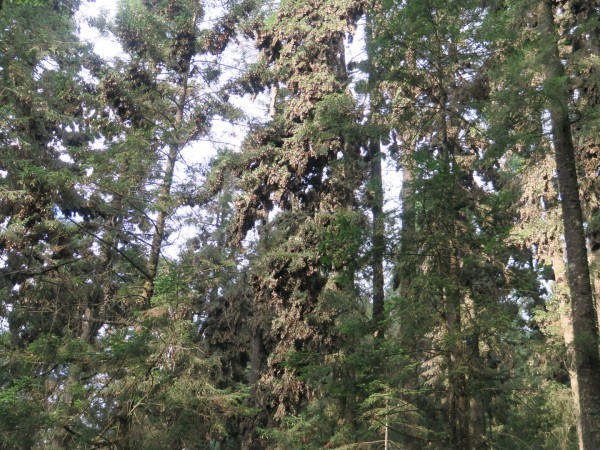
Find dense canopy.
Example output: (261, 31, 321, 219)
(0, 0, 599, 448)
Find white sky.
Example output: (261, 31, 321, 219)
(78, 0, 123, 59)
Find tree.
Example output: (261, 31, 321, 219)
(483, 0, 600, 447)
(220, 0, 375, 445)
(537, 1, 600, 447)
(368, 0, 557, 447)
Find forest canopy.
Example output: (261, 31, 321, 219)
(0, 0, 599, 448)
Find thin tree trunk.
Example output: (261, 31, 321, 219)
(370, 139, 385, 336)
(594, 250, 600, 328)
(141, 63, 190, 308)
(439, 92, 470, 449)
(269, 84, 278, 120)
(445, 253, 469, 450)
(365, 16, 388, 444)
(540, 2, 600, 448)
(465, 295, 487, 450)
(397, 147, 422, 450)
(249, 330, 264, 386)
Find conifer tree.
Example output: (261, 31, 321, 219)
(369, 0, 547, 447)
(222, 0, 372, 445)
(537, 1, 600, 447)
(484, 1, 600, 447)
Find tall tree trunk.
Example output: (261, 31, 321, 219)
(397, 159, 422, 450)
(445, 253, 469, 450)
(539, 2, 600, 448)
(364, 11, 385, 337)
(594, 247, 600, 329)
(365, 27, 387, 444)
(465, 294, 487, 450)
(552, 251, 583, 436)
(566, 0, 600, 334)
(440, 93, 471, 449)
(141, 64, 190, 307)
(370, 139, 385, 336)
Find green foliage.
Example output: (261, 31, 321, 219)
(319, 209, 366, 272)
(0, 0, 597, 447)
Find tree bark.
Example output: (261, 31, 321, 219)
(370, 139, 386, 337)
(465, 295, 487, 450)
(445, 253, 469, 450)
(396, 147, 422, 450)
(540, 2, 600, 448)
